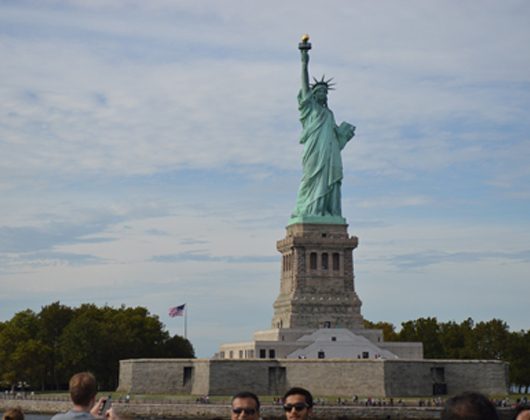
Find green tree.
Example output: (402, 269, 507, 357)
(469, 319, 510, 360)
(58, 304, 195, 389)
(363, 320, 399, 341)
(0, 310, 48, 389)
(161, 334, 195, 358)
(507, 330, 530, 392)
(100, 305, 170, 388)
(398, 317, 444, 358)
(38, 301, 74, 389)
(439, 318, 474, 359)
(108, 306, 168, 359)
(1, 303, 195, 390)
(10, 339, 51, 390)
(58, 305, 108, 384)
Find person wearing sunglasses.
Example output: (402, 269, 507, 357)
(231, 391, 260, 420)
(282, 387, 313, 420)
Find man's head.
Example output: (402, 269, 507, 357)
(2, 407, 24, 420)
(231, 391, 260, 420)
(283, 387, 313, 420)
(441, 391, 499, 420)
(69, 372, 97, 408)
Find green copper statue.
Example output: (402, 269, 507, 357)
(289, 35, 356, 225)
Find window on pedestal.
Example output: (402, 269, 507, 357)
(431, 367, 445, 383)
(284, 254, 292, 272)
(322, 253, 329, 270)
(269, 349, 276, 358)
(183, 367, 193, 386)
(310, 252, 317, 270)
(259, 349, 266, 359)
(332, 253, 340, 270)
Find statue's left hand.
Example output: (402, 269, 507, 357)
(338, 122, 355, 140)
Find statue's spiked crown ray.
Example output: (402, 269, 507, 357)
(311, 75, 336, 91)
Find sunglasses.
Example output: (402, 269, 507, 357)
(283, 403, 309, 412)
(232, 407, 257, 415)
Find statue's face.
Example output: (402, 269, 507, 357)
(313, 86, 328, 104)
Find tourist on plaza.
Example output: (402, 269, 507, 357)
(2, 407, 24, 420)
(283, 387, 313, 420)
(51, 372, 109, 420)
(230, 391, 260, 420)
(441, 391, 499, 420)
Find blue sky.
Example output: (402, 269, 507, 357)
(1, 0, 529, 357)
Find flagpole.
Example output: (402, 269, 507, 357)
(184, 304, 188, 339)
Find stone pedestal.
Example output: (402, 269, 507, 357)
(272, 223, 364, 329)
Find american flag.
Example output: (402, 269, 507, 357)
(168, 304, 186, 317)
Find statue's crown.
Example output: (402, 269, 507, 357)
(310, 75, 335, 91)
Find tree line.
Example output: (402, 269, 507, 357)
(0, 302, 194, 391)
(2, 304, 527, 393)
(365, 317, 530, 392)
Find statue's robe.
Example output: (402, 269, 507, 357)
(292, 89, 350, 218)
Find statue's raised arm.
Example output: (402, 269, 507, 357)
(289, 35, 356, 226)
(299, 34, 311, 96)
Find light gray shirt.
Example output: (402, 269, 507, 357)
(51, 410, 96, 420)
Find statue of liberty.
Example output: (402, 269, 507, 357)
(290, 35, 356, 225)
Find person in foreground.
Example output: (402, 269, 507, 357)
(283, 387, 313, 420)
(230, 391, 260, 420)
(515, 407, 530, 420)
(51, 372, 109, 420)
(441, 391, 499, 420)
(2, 407, 24, 420)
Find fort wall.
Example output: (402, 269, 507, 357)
(118, 358, 508, 397)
